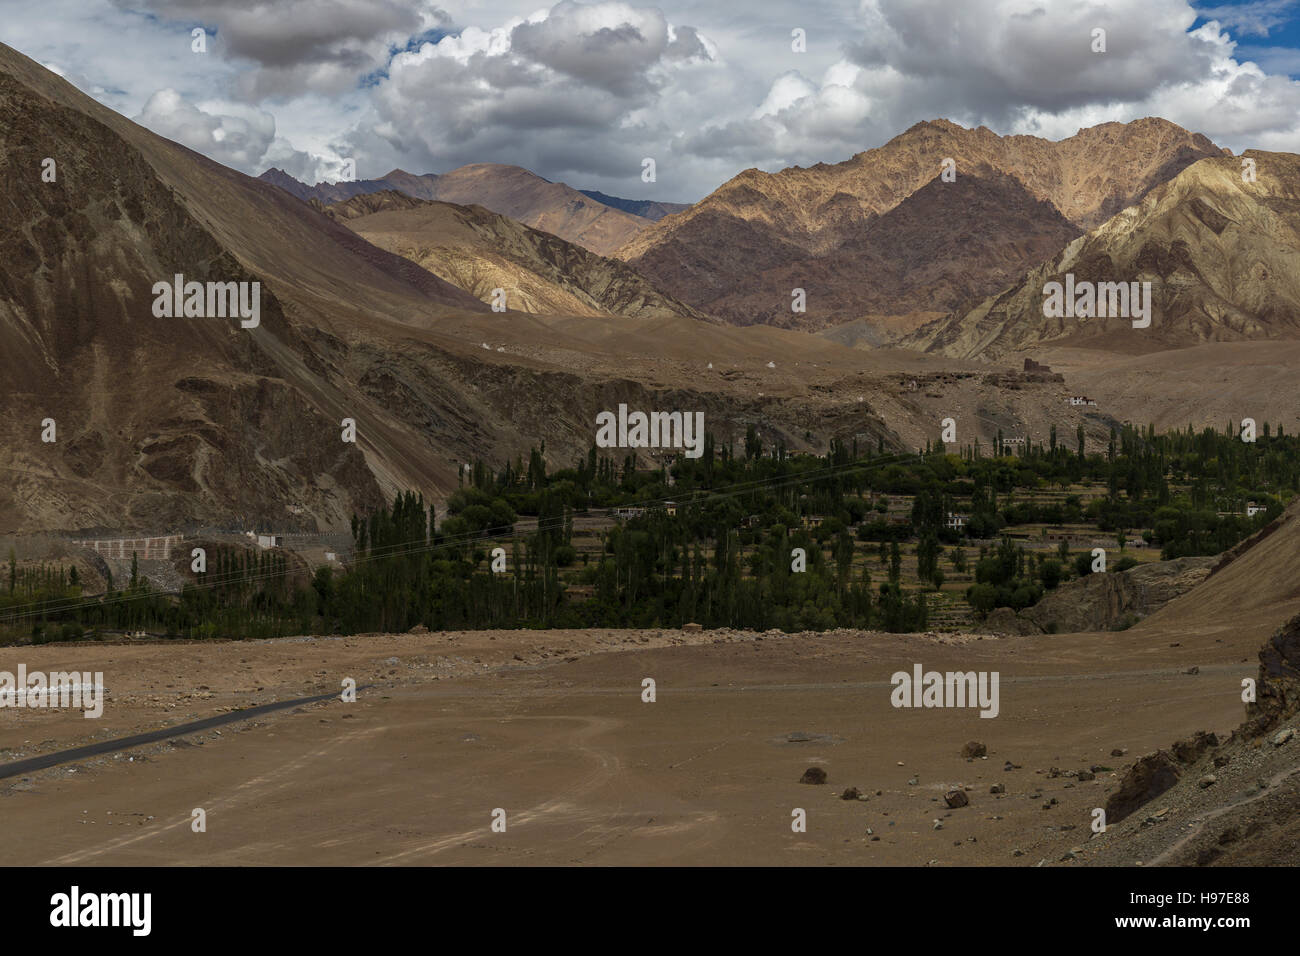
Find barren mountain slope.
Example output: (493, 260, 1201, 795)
(578, 189, 690, 221)
(0, 43, 514, 535)
(618, 118, 1224, 327)
(262, 163, 652, 256)
(905, 150, 1300, 359)
(702, 165, 1081, 329)
(320, 191, 709, 320)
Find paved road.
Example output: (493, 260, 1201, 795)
(0, 686, 373, 780)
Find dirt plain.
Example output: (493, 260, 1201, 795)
(0, 611, 1285, 866)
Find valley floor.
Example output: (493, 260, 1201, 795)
(2, 611, 1292, 866)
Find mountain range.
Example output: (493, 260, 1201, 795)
(615, 117, 1228, 330)
(316, 190, 708, 321)
(4, 31, 1300, 535)
(259, 164, 664, 256)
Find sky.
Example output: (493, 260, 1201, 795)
(2, 0, 1299, 203)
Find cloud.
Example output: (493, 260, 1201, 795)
(112, 0, 451, 97)
(13, 0, 1300, 201)
(686, 0, 1300, 177)
(845, 0, 1220, 118)
(342, 0, 717, 193)
(1195, 0, 1299, 38)
(136, 89, 279, 169)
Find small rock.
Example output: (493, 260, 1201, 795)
(944, 790, 969, 809)
(961, 741, 987, 759)
(1077, 770, 1095, 781)
(1198, 774, 1217, 789)
(1110, 748, 1127, 757)
(1272, 728, 1295, 747)
(989, 783, 1005, 794)
(800, 767, 827, 785)
(841, 787, 860, 801)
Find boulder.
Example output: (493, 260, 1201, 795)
(1105, 750, 1182, 824)
(799, 767, 827, 785)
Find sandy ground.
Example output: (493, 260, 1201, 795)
(0, 607, 1279, 866)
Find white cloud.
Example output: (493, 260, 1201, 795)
(1196, 0, 1299, 38)
(340, 0, 718, 194)
(136, 89, 279, 169)
(7, 0, 1300, 200)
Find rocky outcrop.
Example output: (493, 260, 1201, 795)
(1241, 612, 1300, 738)
(976, 556, 1216, 635)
